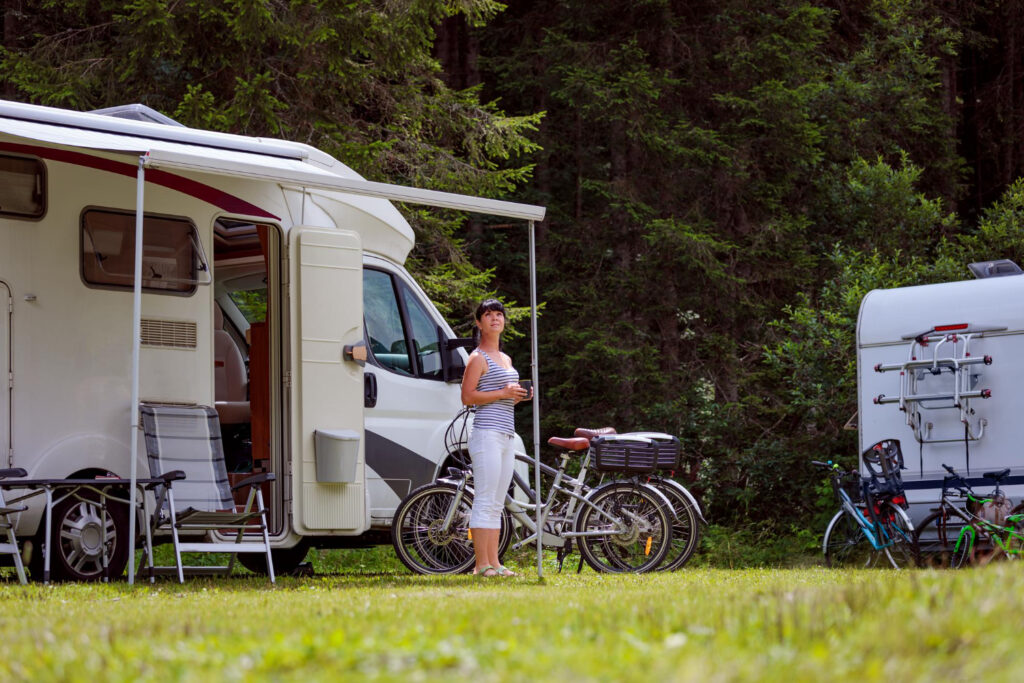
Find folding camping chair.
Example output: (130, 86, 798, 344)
(139, 404, 276, 583)
(0, 468, 28, 584)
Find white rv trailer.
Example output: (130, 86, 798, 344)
(857, 265, 1024, 524)
(0, 99, 545, 580)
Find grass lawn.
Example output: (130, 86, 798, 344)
(1, 550, 1022, 681)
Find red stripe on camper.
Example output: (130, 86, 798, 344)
(0, 141, 279, 220)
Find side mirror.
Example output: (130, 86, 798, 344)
(440, 331, 473, 383)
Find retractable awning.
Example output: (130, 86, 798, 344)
(0, 102, 546, 221)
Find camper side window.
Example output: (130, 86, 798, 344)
(362, 268, 445, 381)
(0, 153, 45, 219)
(399, 284, 444, 380)
(81, 209, 207, 295)
(363, 269, 414, 376)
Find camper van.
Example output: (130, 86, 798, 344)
(0, 99, 542, 580)
(857, 261, 1024, 524)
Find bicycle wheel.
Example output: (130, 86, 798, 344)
(574, 482, 672, 573)
(391, 482, 513, 575)
(823, 509, 883, 568)
(914, 510, 968, 569)
(647, 478, 701, 571)
(951, 525, 976, 568)
(880, 503, 917, 568)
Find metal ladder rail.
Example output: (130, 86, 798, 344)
(874, 332, 994, 443)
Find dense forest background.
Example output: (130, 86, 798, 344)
(6, 0, 1024, 534)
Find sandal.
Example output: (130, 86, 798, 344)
(474, 565, 498, 577)
(496, 565, 517, 577)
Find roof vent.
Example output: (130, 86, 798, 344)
(88, 104, 184, 127)
(967, 259, 1023, 279)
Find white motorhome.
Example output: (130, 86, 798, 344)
(857, 261, 1024, 523)
(0, 99, 542, 580)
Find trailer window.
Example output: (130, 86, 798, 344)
(81, 209, 210, 294)
(0, 153, 45, 219)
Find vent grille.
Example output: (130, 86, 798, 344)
(140, 318, 197, 349)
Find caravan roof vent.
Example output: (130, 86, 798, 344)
(88, 104, 184, 127)
(967, 260, 1023, 279)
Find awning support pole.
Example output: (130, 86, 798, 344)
(529, 219, 543, 579)
(127, 156, 145, 585)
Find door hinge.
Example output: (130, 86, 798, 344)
(7, 371, 11, 389)
(282, 371, 292, 388)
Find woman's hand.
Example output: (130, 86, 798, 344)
(504, 382, 529, 403)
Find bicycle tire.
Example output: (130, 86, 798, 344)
(823, 509, 884, 568)
(390, 482, 511, 575)
(914, 510, 968, 569)
(880, 503, 917, 568)
(574, 482, 672, 573)
(647, 478, 701, 571)
(951, 525, 975, 568)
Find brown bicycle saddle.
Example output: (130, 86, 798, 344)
(547, 436, 591, 451)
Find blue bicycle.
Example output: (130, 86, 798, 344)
(813, 440, 918, 568)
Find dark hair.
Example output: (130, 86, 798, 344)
(472, 298, 506, 347)
(474, 298, 506, 321)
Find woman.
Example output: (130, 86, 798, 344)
(461, 298, 530, 577)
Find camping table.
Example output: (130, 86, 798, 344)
(0, 476, 165, 583)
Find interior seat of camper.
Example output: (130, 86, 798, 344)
(213, 304, 250, 425)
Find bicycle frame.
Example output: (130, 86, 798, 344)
(834, 487, 909, 551)
(932, 468, 1024, 562)
(438, 446, 672, 553)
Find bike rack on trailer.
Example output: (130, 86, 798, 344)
(872, 324, 1004, 446)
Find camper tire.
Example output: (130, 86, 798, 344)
(49, 492, 130, 582)
(237, 538, 311, 576)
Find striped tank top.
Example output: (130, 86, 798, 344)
(473, 350, 518, 435)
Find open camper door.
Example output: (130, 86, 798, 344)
(289, 227, 368, 534)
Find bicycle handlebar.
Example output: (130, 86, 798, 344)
(941, 463, 974, 498)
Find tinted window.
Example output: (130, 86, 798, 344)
(400, 284, 443, 380)
(81, 210, 206, 294)
(363, 269, 413, 376)
(0, 153, 45, 218)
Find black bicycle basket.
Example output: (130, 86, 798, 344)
(833, 470, 864, 504)
(591, 433, 680, 474)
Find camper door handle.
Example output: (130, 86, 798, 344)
(364, 372, 378, 408)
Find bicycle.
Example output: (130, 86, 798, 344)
(573, 427, 704, 571)
(814, 439, 917, 568)
(914, 464, 1024, 568)
(390, 419, 675, 574)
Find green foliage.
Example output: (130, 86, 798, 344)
(0, 0, 539, 320)
(477, 0, 987, 530)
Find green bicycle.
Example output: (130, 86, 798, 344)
(914, 464, 1024, 568)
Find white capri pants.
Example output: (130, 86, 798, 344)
(468, 428, 515, 529)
